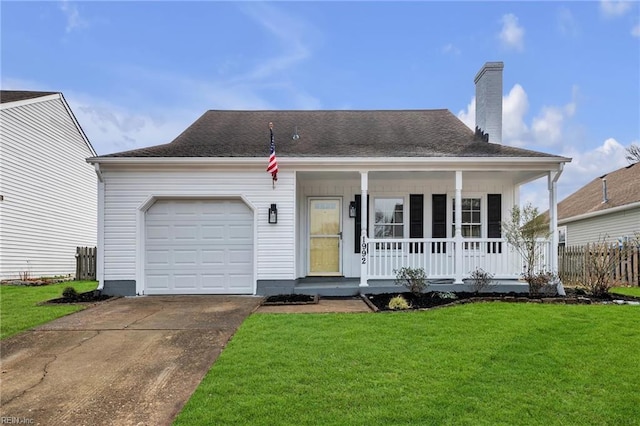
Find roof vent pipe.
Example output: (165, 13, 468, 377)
(602, 177, 608, 204)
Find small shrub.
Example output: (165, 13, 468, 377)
(62, 286, 78, 299)
(394, 267, 428, 295)
(582, 241, 618, 297)
(388, 295, 411, 310)
(525, 271, 556, 296)
(434, 292, 458, 300)
(469, 268, 496, 294)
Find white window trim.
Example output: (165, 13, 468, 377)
(372, 195, 406, 240)
(448, 193, 486, 239)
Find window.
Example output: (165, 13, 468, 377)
(452, 198, 481, 249)
(374, 198, 404, 238)
(558, 226, 567, 246)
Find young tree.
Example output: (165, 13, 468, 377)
(626, 144, 640, 164)
(503, 203, 555, 294)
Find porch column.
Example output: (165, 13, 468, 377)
(549, 165, 565, 296)
(548, 172, 558, 272)
(359, 171, 369, 287)
(454, 171, 464, 284)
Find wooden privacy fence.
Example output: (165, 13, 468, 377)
(76, 246, 97, 281)
(559, 244, 639, 286)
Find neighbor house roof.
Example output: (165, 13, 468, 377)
(98, 110, 564, 159)
(558, 162, 640, 221)
(0, 90, 59, 104)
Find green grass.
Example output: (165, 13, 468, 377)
(0, 281, 98, 339)
(611, 286, 640, 297)
(175, 304, 640, 426)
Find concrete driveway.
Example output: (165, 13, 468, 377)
(0, 295, 262, 426)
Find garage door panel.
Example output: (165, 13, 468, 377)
(147, 225, 171, 241)
(174, 250, 199, 265)
(174, 274, 198, 289)
(174, 225, 198, 240)
(228, 224, 252, 241)
(146, 250, 170, 266)
(201, 274, 226, 289)
(229, 249, 252, 266)
(202, 225, 225, 240)
(202, 249, 225, 265)
(145, 199, 253, 294)
(146, 275, 170, 289)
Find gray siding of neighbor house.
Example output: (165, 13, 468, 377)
(564, 207, 640, 246)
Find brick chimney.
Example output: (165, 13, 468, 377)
(474, 62, 503, 144)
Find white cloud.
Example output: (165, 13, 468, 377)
(499, 13, 525, 51)
(557, 7, 580, 37)
(457, 97, 475, 130)
(442, 43, 461, 55)
(502, 84, 530, 147)
(632, 23, 640, 37)
(236, 3, 314, 82)
(600, 0, 633, 18)
(521, 137, 631, 210)
(59, 0, 88, 33)
(67, 94, 199, 155)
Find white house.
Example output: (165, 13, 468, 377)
(0, 91, 97, 280)
(557, 162, 639, 246)
(88, 62, 571, 296)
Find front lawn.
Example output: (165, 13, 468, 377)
(611, 286, 640, 298)
(175, 303, 640, 425)
(0, 281, 98, 339)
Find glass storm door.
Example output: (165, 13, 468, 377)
(309, 198, 342, 275)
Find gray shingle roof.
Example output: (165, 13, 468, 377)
(0, 90, 58, 104)
(558, 162, 640, 220)
(99, 109, 562, 158)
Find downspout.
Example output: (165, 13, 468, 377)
(549, 163, 564, 296)
(94, 163, 105, 290)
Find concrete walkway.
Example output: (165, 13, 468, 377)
(0, 296, 261, 426)
(256, 296, 373, 313)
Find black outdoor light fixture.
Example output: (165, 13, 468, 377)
(268, 204, 278, 224)
(349, 201, 357, 218)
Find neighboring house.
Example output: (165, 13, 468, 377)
(88, 62, 571, 297)
(556, 162, 640, 246)
(0, 91, 97, 280)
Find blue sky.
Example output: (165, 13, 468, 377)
(2, 1, 639, 209)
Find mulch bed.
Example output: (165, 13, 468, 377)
(45, 290, 114, 304)
(262, 294, 319, 305)
(364, 288, 640, 312)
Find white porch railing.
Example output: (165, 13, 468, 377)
(366, 238, 552, 280)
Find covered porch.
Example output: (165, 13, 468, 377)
(279, 161, 564, 296)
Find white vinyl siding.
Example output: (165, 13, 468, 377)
(101, 168, 295, 284)
(0, 97, 97, 279)
(564, 207, 640, 246)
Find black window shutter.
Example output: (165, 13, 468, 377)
(432, 194, 447, 253)
(409, 194, 424, 253)
(487, 194, 502, 253)
(354, 195, 370, 253)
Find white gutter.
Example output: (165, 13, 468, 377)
(559, 201, 640, 225)
(87, 155, 570, 170)
(94, 163, 104, 182)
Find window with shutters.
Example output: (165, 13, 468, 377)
(374, 198, 404, 250)
(452, 198, 481, 250)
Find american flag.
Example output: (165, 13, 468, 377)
(267, 122, 278, 182)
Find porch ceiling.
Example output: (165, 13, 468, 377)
(297, 170, 546, 185)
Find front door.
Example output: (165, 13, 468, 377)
(308, 198, 342, 276)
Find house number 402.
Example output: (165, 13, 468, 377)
(361, 242, 367, 264)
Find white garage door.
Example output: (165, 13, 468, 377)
(144, 199, 253, 294)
